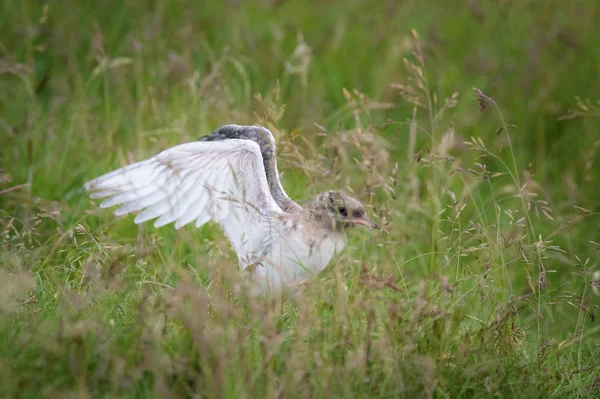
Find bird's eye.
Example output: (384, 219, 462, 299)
(338, 206, 348, 217)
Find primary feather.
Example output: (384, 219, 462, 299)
(85, 139, 283, 271)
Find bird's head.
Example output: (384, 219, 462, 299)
(310, 190, 380, 231)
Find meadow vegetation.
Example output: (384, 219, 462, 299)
(1, 0, 599, 397)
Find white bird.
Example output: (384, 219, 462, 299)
(84, 124, 379, 294)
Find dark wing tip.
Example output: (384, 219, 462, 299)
(198, 124, 249, 142)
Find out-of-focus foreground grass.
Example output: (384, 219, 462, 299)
(1, 0, 599, 397)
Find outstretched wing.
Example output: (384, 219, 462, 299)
(84, 139, 283, 266)
(199, 124, 300, 212)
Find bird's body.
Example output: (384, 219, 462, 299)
(84, 124, 378, 294)
(243, 212, 346, 293)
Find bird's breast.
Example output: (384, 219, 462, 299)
(263, 221, 344, 276)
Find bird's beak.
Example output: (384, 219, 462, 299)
(352, 215, 380, 229)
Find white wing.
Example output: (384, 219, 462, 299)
(84, 139, 284, 266)
(198, 124, 300, 212)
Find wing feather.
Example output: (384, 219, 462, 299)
(84, 140, 284, 266)
(198, 125, 300, 212)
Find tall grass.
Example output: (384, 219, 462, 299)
(1, 0, 599, 397)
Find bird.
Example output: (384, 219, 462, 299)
(84, 124, 379, 294)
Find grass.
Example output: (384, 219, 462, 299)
(1, 0, 600, 397)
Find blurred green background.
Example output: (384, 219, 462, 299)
(1, 0, 600, 397)
(3, 0, 599, 216)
